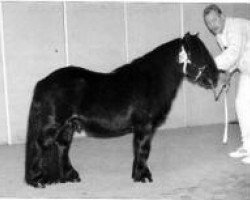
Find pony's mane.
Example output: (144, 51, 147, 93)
(198, 38, 217, 70)
(113, 38, 182, 74)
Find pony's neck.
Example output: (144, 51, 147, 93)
(114, 37, 184, 79)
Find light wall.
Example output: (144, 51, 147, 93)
(0, 31, 7, 144)
(0, 2, 248, 144)
(3, 2, 66, 143)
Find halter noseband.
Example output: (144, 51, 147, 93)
(193, 65, 206, 81)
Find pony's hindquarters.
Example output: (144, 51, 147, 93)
(24, 84, 60, 188)
(25, 82, 81, 188)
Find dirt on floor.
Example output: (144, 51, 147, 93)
(0, 124, 249, 199)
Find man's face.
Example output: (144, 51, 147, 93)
(204, 10, 225, 35)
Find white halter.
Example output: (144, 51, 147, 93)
(178, 46, 191, 74)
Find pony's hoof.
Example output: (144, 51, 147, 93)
(63, 169, 81, 183)
(72, 177, 81, 183)
(132, 166, 153, 183)
(133, 176, 153, 183)
(28, 181, 46, 188)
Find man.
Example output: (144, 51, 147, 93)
(204, 4, 250, 164)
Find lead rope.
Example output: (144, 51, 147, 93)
(211, 82, 229, 144)
(223, 69, 240, 144)
(214, 70, 239, 144)
(223, 94, 228, 144)
(212, 81, 230, 144)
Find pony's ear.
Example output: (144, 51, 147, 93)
(186, 32, 199, 37)
(184, 32, 191, 40)
(185, 32, 191, 37)
(195, 32, 200, 37)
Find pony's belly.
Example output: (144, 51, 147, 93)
(68, 110, 133, 138)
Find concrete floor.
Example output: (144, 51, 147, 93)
(0, 124, 249, 199)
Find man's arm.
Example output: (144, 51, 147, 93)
(215, 21, 246, 71)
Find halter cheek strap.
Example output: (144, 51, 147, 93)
(194, 66, 205, 81)
(178, 46, 191, 74)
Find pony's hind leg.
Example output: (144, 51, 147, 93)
(37, 125, 62, 187)
(132, 124, 154, 183)
(56, 118, 82, 183)
(27, 119, 81, 187)
(25, 124, 60, 188)
(25, 141, 45, 188)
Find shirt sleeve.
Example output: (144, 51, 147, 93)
(215, 22, 245, 71)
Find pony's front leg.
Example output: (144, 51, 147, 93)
(132, 125, 154, 183)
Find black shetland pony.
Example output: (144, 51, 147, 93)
(25, 33, 218, 188)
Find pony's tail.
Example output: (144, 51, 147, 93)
(25, 83, 43, 185)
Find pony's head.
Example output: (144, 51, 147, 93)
(179, 32, 219, 89)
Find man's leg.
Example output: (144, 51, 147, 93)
(233, 74, 250, 163)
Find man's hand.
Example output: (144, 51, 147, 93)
(213, 69, 239, 101)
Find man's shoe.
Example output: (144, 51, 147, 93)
(229, 147, 249, 158)
(242, 156, 250, 164)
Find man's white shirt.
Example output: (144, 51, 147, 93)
(215, 17, 250, 75)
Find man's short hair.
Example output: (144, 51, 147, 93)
(203, 4, 222, 18)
